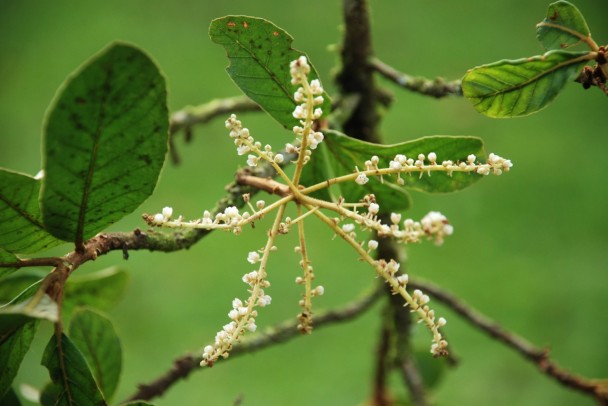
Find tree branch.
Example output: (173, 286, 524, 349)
(169, 96, 261, 164)
(409, 278, 608, 403)
(370, 57, 462, 98)
(126, 285, 384, 402)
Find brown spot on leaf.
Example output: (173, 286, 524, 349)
(273, 31, 279, 37)
(550, 10, 558, 20)
(242, 21, 249, 28)
(227, 21, 236, 27)
(75, 97, 86, 105)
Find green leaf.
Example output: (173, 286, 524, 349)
(413, 348, 447, 389)
(536, 1, 591, 50)
(305, 130, 485, 213)
(0, 294, 58, 337)
(69, 309, 121, 401)
(0, 387, 21, 406)
(0, 270, 45, 304)
(462, 50, 589, 118)
(0, 321, 38, 399)
(209, 16, 331, 129)
(0, 249, 18, 280)
(41, 333, 106, 406)
(41, 42, 169, 246)
(63, 267, 128, 316)
(0, 169, 63, 254)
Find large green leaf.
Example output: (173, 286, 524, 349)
(0, 294, 58, 337)
(0, 321, 38, 399)
(41, 333, 106, 406)
(462, 50, 589, 118)
(0, 169, 63, 254)
(69, 309, 121, 401)
(303, 130, 485, 213)
(536, 1, 590, 51)
(63, 267, 128, 316)
(0, 249, 18, 280)
(209, 16, 331, 129)
(41, 43, 168, 246)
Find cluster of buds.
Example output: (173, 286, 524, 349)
(335, 197, 453, 246)
(375, 258, 448, 356)
(290, 56, 325, 159)
(225, 114, 284, 167)
(147, 204, 270, 236)
(201, 255, 272, 367)
(356, 152, 513, 186)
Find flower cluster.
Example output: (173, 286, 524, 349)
(225, 114, 284, 167)
(334, 197, 453, 246)
(357, 152, 513, 186)
(376, 258, 448, 356)
(201, 255, 272, 367)
(289, 56, 325, 159)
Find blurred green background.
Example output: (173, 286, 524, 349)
(1, 0, 607, 405)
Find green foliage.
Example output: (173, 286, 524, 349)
(0, 321, 38, 399)
(305, 130, 485, 213)
(0, 387, 21, 406)
(209, 16, 331, 129)
(462, 1, 598, 118)
(0, 270, 45, 304)
(41, 333, 106, 405)
(462, 51, 589, 118)
(0, 249, 18, 280)
(0, 294, 58, 336)
(536, 1, 590, 50)
(63, 267, 129, 316)
(69, 309, 122, 401)
(0, 169, 62, 254)
(41, 43, 169, 246)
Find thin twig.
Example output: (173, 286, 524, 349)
(409, 278, 608, 403)
(370, 57, 462, 98)
(126, 285, 384, 402)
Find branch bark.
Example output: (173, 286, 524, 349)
(410, 278, 608, 404)
(370, 57, 463, 98)
(126, 285, 383, 402)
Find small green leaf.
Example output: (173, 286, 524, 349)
(69, 309, 121, 401)
(0, 321, 38, 399)
(41, 42, 169, 246)
(304, 130, 485, 213)
(63, 267, 128, 316)
(209, 16, 331, 129)
(536, 1, 591, 50)
(0, 169, 63, 254)
(413, 348, 447, 389)
(0, 294, 58, 337)
(462, 50, 589, 118)
(0, 249, 18, 280)
(41, 333, 106, 406)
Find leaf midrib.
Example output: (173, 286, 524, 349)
(75, 66, 112, 248)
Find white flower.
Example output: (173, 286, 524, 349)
(368, 203, 380, 215)
(247, 155, 259, 167)
(356, 173, 369, 185)
(162, 207, 173, 218)
(274, 153, 284, 164)
(153, 213, 164, 224)
(342, 223, 355, 233)
(368, 240, 378, 250)
(247, 251, 261, 264)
